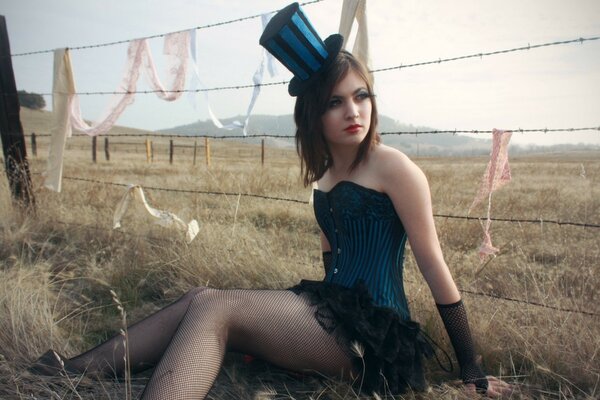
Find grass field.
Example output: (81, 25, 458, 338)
(1, 109, 599, 399)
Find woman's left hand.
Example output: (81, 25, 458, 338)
(465, 376, 514, 398)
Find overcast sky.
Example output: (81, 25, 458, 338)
(3, 0, 600, 146)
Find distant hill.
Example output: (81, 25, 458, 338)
(158, 114, 494, 156)
(19, 107, 155, 137)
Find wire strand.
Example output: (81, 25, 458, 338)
(45, 217, 600, 318)
(9, 0, 325, 57)
(28, 126, 600, 138)
(371, 36, 600, 73)
(459, 289, 598, 318)
(55, 175, 600, 229)
(19, 35, 600, 96)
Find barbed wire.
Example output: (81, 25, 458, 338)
(56, 175, 600, 229)
(434, 214, 600, 229)
(380, 127, 600, 136)
(9, 0, 325, 57)
(61, 175, 309, 204)
(371, 36, 600, 73)
(19, 35, 600, 96)
(29, 81, 289, 97)
(28, 126, 600, 138)
(44, 217, 600, 318)
(459, 289, 598, 318)
(4, 169, 598, 316)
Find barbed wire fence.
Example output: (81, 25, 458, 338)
(3, 2, 600, 320)
(27, 126, 600, 138)
(13, 36, 600, 98)
(41, 216, 600, 318)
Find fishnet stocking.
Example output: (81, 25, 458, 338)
(64, 287, 205, 377)
(141, 288, 353, 400)
(437, 300, 488, 391)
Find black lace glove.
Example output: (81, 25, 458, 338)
(437, 300, 489, 392)
(322, 251, 332, 274)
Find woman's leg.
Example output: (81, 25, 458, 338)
(141, 288, 353, 400)
(32, 287, 206, 377)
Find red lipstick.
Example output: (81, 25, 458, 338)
(344, 124, 362, 133)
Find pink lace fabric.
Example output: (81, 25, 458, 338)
(469, 129, 512, 260)
(69, 31, 190, 136)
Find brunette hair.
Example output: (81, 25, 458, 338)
(294, 50, 380, 187)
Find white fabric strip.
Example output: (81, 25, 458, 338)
(242, 12, 277, 136)
(113, 184, 199, 244)
(44, 49, 76, 192)
(188, 29, 243, 130)
(338, 0, 371, 69)
(45, 33, 191, 192)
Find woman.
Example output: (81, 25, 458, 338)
(32, 3, 512, 398)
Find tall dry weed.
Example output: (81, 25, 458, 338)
(1, 145, 599, 398)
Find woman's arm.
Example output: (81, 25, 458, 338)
(378, 147, 489, 392)
(379, 149, 459, 304)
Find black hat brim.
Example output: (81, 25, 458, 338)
(288, 33, 344, 97)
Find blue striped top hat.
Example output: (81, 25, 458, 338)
(260, 2, 343, 96)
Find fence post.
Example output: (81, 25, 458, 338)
(193, 140, 197, 166)
(92, 136, 97, 163)
(261, 139, 265, 166)
(104, 137, 110, 161)
(169, 139, 174, 164)
(31, 132, 37, 157)
(145, 138, 151, 163)
(0, 15, 34, 208)
(205, 137, 211, 167)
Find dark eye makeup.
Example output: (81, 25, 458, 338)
(327, 89, 371, 109)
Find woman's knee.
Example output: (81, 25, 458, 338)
(180, 286, 207, 305)
(188, 287, 223, 310)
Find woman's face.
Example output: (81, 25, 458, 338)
(321, 69, 372, 149)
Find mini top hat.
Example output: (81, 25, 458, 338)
(259, 2, 343, 96)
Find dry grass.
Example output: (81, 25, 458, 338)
(0, 124, 599, 399)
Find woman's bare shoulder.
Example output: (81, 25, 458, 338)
(371, 144, 425, 184)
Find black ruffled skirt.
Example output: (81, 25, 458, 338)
(288, 279, 433, 395)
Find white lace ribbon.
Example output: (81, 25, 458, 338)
(45, 32, 191, 192)
(113, 184, 199, 244)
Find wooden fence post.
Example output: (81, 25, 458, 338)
(261, 139, 265, 166)
(0, 15, 34, 208)
(169, 139, 174, 164)
(193, 140, 197, 166)
(145, 139, 151, 163)
(104, 137, 110, 161)
(205, 137, 211, 167)
(31, 132, 37, 157)
(92, 136, 97, 163)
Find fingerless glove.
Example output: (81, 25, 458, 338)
(437, 300, 488, 392)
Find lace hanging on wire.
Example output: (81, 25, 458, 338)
(69, 31, 190, 136)
(469, 129, 512, 260)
